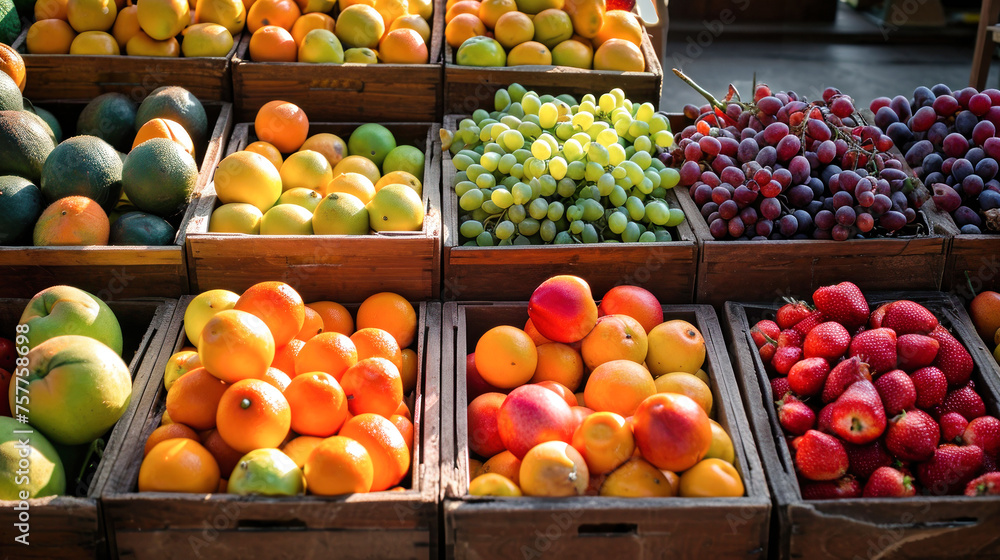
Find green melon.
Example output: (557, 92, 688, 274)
(23, 102, 62, 144)
(77, 93, 137, 153)
(0, 71, 21, 112)
(109, 211, 176, 245)
(0, 111, 57, 182)
(135, 87, 208, 147)
(40, 135, 123, 213)
(122, 138, 197, 217)
(0, 175, 43, 245)
(0, 0, 20, 46)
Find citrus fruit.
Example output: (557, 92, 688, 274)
(390, 414, 413, 451)
(277, 187, 323, 211)
(646, 320, 705, 376)
(271, 338, 305, 374)
(444, 0, 478, 22)
(598, 285, 663, 334)
(213, 151, 283, 212)
(356, 292, 417, 348)
(0, 43, 25, 92)
(70, 30, 120, 54)
(375, 170, 422, 196)
(298, 28, 344, 63)
(281, 435, 324, 467)
(531, 9, 571, 49)
(255, 100, 309, 153)
(184, 289, 240, 345)
(444, 12, 485, 49)
(475, 326, 538, 389)
(125, 32, 180, 56)
(249, 25, 297, 61)
(400, 348, 418, 394)
(163, 350, 201, 390)
(26, 19, 77, 54)
(254, 366, 292, 391)
(455, 36, 508, 67)
(339, 413, 410, 491)
(181, 22, 235, 57)
(493, 10, 532, 50)
(261, 205, 313, 234)
(290, 11, 335, 44)
(327, 172, 376, 202)
(295, 331, 358, 379)
(348, 123, 396, 168)
(469, 473, 521, 496)
(195, 0, 246, 34)
(705, 419, 735, 464)
(280, 149, 333, 192)
(366, 183, 424, 231)
(67, 0, 117, 32)
(227, 448, 304, 496)
(135, 0, 189, 39)
(381, 145, 425, 178)
(245, 142, 284, 171)
(209, 202, 263, 233)
(311, 192, 369, 235)
(335, 4, 384, 49)
(198, 309, 276, 383)
(632, 392, 711, 473)
(35, 0, 70, 21)
(571, 411, 634, 475)
(583, 360, 655, 417)
(139, 438, 220, 493)
(599, 457, 675, 497)
(110, 4, 140, 48)
(389, 13, 430, 43)
(530, 342, 583, 391)
(304, 435, 374, 494)
(333, 154, 381, 183)
(519, 440, 588, 497)
(33, 196, 109, 246)
(653, 371, 713, 416)
(165, 367, 229, 430)
(551, 38, 592, 68)
(246, 0, 299, 32)
(143, 423, 198, 456)
(379, 28, 428, 63)
(133, 118, 195, 155)
(234, 281, 306, 347)
(594, 9, 642, 46)
(679, 458, 744, 497)
(970, 291, 1000, 341)
(283, 371, 349, 436)
(199, 428, 245, 477)
(341, 357, 403, 417)
(478, 0, 514, 27)
(593, 38, 644, 72)
(344, 47, 379, 63)
(580, 314, 648, 370)
(0, 417, 65, 499)
(300, 133, 347, 168)
(507, 41, 551, 65)
(350, 327, 403, 371)
(216, 378, 292, 453)
(307, 301, 354, 334)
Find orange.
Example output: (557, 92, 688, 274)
(144, 423, 199, 456)
(165, 368, 228, 430)
(592, 38, 644, 72)
(281, 435, 324, 467)
(297, 306, 324, 340)
(290, 12, 335, 44)
(970, 291, 1000, 341)
(249, 25, 297, 62)
(474, 326, 538, 389)
(341, 357, 404, 417)
(481, 450, 520, 485)
(246, 0, 301, 32)
(678, 458, 744, 498)
(379, 28, 428, 64)
(653, 372, 713, 416)
(645, 320, 706, 376)
(478, 0, 514, 28)
(599, 457, 675, 498)
(518, 441, 588, 497)
(580, 314, 648, 370)
(571, 411, 634, 475)
(33, 196, 110, 246)
(307, 301, 354, 335)
(445, 0, 480, 23)
(198, 309, 276, 383)
(493, 10, 532, 50)
(255, 100, 309, 153)
(200, 428, 246, 477)
(125, 32, 180, 56)
(26, 20, 78, 54)
(469, 473, 521, 496)
(295, 332, 358, 379)
(356, 292, 418, 349)
(523, 318, 552, 346)
(507, 41, 551, 65)
(304, 435, 374, 494)
(284, 372, 349, 436)
(390, 414, 413, 451)
(325, 172, 376, 202)
(35, 0, 70, 21)
(339, 413, 410, 491)
(400, 348, 418, 394)
(234, 281, 306, 347)
(67, 0, 118, 32)
(254, 366, 293, 391)
(332, 155, 381, 184)
(245, 141, 284, 171)
(271, 338, 305, 376)
(583, 360, 656, 417)
(389, 14, 430, 43)
(444, 13, 485, 49)
(350, 328, 404, 372)
(133, 118, 195, 155)
(594, 9, 642, 47)
(215, 378, 292, 453)
(0, 44, 25, 92)
(530, 342, 584, 392)
(139, 438, 220, 493)
(300, 133, 348, 168)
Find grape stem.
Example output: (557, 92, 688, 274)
(672, 68, 731, 112)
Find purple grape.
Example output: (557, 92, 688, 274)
(857, 190, 875, 207)
(836, 206, 857, 226)
(756, 146, 777, 167)
(955, 111, 979, 138)
(815, 140, 836, 164)
(942, 157, 956, 175)
(684, 142, 704, 162)
(692, 183, 713, 205)
(831, 97, 855, 118)
(709, 218, 728, 239)
(980, 189, 1000, 209)
(988, 179, 1000, 193)
(712, 186, 732, 204)
(927, 121, 949, 148)
(733, 185, 758, 206)
(963, 174, 985, 198)
(793, 209, 813, 233)
(967, 147, 986, 166)
(718, 199, 739, 220)
(757, 96, 782, 116)
(905, 140, 934, 167)
(721, 166, 745, 186)
(875, 179, 892, 196)
(778, 214, 799, 236)
(699, 136, 722, 157)
(930, 83, 951, 97)
(719, 137, 740, 157)
(711, 155, 736, 175)
(870, 96, 892, 113)
(680, 160, 701, 185)
(738, 138, 760, 163)
(879, 168, 907, 182)
(787, 184, 814, 207)
(773, 168, 792, 188)
(832, 190, 854, 209)
(854, 177, 874, 196)
(740, 206, 758, 225)
(701, 171, 722, 187)
(728, 217, 745, 237)
(887, 122, 915, 147)
(832, 224, 851, 241)
(788, 155, 810, 184)
(957, 87, 979, 108)
(951, 159, 974, 182)
(815, 209, 835, 229)
(922, 153, 944, 174)
(776, 135, 801, 162)
(924, 171, 945, 185)
(971, 93, 994, 117)
(755, 219, 773, 237)
(762, 122, 790, 146)
(961, 224, 983, 234)
(909, 106, 937, 132)
(760, 197, 782, 220)
(839, 170, 860, 193)
(880, 210, 907, 232)
(808, 177, 825, 198)
(984, 137, 1000, 160)
(813, 228, 833, 240)
(933, 94, 960, 116)
(874, 106, 899, 131)
(891, 191, 909, 211)
(700, 201, 719, 219)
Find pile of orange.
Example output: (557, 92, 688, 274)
(207, 99, 426, 236)
(25, 0, 241, 57)
(139, 281, 420, 496)
(445, 0, 645, 71)
(246, 0, 433, 65)
(466, 278, 745, 499)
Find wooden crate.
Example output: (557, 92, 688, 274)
(0, 101, 233, 301)
(442, 28, 662, 115)
(231, 7, 444, 122)
(440, 114, 697, 302)
(10, 29, 239, 102)
(724, 292, 1000, 560)
(440, 302, 771, 559)
(184, 121, 442, 301)
(101, 297, 442, 559)
(0, 296, 177, 560)
(946, 234, 1000, 301)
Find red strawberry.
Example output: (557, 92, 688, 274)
(965, 472, 1000, 496)
(917, 444, 984, 495)
(886, 409, 940, 462)
(793, 429, 849, 481)
(817, 403, 834, 433)
(863, 466, 917, 497)
(961, 416, 1000, 456)
(759, 342, 777, 364)
(821, 357, 872, 403)
(910, 366, 948, 409)
(941, 385, 987, 421)
(881, 300, 939, 335)
(928, 325, 974, 387)
(813, 282, 870, 328)
(803, 321, 850, 360)
(793, 310, 827, 338)
(778, 393, 816, 436)
(776, 300, 814, 330)
(751, 320, 780, 348)
(788, 357, 831, 397)
(848, 328, 898, 373)
(778, 329, 804, 348)
(896, 334, 940, 372)
(845, 440, 893, 479)
(771, 376, 791, 401)
(873, 369, 917, 415)
(800, 476, 862, 500)
(772, 346, 803, 376)
(829, 380, 887, 445)
(869, 302, 891, 328)
(939, 412, 969, 443)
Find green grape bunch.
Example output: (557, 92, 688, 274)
(442, 84, 685, 246)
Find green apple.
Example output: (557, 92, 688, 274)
(0, 416, 66, 499)
(457, 36, 507, 67)
(227, 448, 305, 496)
(18, 285, 123, 355)
(183, 289, 239, 346)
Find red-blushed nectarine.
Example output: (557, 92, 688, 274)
(527, 275, 598, 344)
(497, 384, 575, 459)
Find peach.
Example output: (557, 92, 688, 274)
(598, 285, 664, 334)
(468, 392, 506, 458)
(580, 314, 648, 370)
(632, 393, 711, 473)
(497, 384, 574, 459)
(527, 275, 598, 344)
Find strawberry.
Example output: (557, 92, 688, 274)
(770, 376, 792, 401)
(939, 412, 969, 444)
(776, 300, 814, 330)
(813, 282, 870, 328)
(793, 310, 827, 338)
(845, 440, 893, 479)
(772, 346, 803, 376)
(910, 366, 948, 409)
(873, 369, 917, 415)
(751, 320, 780, 348)
(848, 328, 898, 374)
(869, 302, 891, 329)
(778, 329, 804, 348)
(759, 342, 777, 364)
(829, 380, 887, 445)
(793, 429, 849, 481)
(881, 300, 939, 335)
(896, 334, 940, 372)
(928, 325, 974, 387)
(965, 472, 1000, 496)
(778, 393, 816, 436)
(803, 322, 850, 360)
(788, 357, 831, 397)
(817, 403, 834, 434)
(917, 444, 984, 495)
(800, 476, 862, 500)
(941, 385, 987, 421)
(961, 416, 1000, 456)
(821, 357, 872, 403)
(863, 466, 917, 497)
(886, 409, 940, 462)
